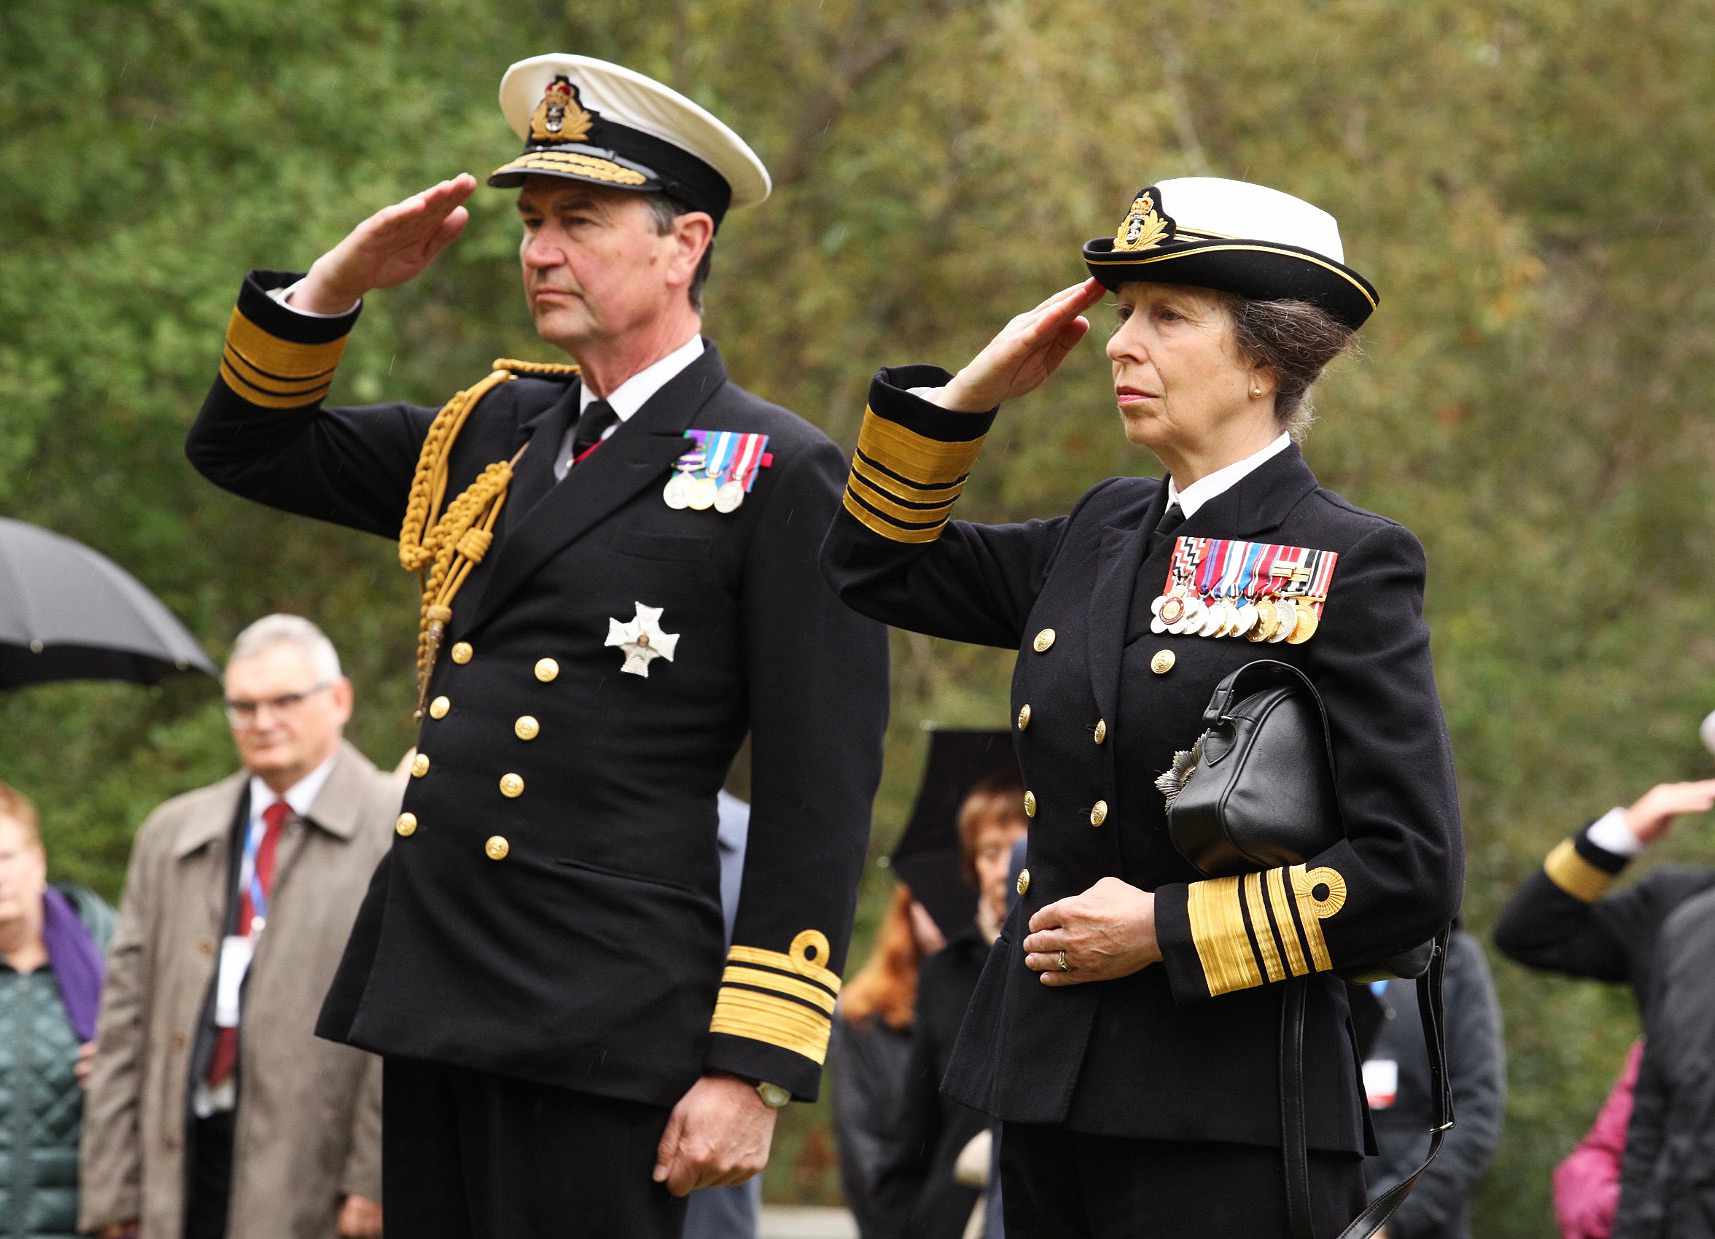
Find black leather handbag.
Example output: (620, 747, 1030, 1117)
(1159, 659, 1451, 1239)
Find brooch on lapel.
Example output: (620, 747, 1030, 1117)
(606, 602, 680, 677)
(664, 430, 773, 513)
(1150, 536, 1338, 644)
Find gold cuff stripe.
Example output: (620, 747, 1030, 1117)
(1266, 867, 1311, 977)
(1186, 876, 1262, 997)
(1291, 864, 1347, 974)
(709, 988, 832, 1065)
(218, 359, 333, 409)
(721, 965, 838, 1015)
(225, 305, 349, 381)
(1544, 839, 1615, 903)
(850, 452, 967, 503)
(846, 469, 959, 525)
(1087, 244, 1378, 310)
(856, 408, 987, 488)
(222, 345, 334, 399)
(491, 152, 649, 186)
(842, 489, 947, 544)
(222, 341, 336, 388)
(1243, 872, 1285, 983)
(726, 930, 841, 994)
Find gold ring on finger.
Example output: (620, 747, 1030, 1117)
(1056, 950, 1070, 973)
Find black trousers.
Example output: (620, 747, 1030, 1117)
(1000, 1122, 1367, 1239)
(184, 1111, 235, 1239)
(382, 1056, 688, 1239)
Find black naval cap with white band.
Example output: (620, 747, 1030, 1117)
(487, 53, 771, 230)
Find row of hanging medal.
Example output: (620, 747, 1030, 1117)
(664, 430, 772, 513)
(1149, 535, 1339, 644)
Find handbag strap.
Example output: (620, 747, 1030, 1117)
(1281, 928, 1454, 1239)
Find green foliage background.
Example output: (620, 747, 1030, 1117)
(4, 1, 1714, 1227)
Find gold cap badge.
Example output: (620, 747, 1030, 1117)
(529, 75, 594, 145)
(1113, 188, 1173, 253)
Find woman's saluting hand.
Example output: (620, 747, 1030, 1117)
(935, 278, 1107, 413)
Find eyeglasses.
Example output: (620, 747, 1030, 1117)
(224, 682, 332, 727)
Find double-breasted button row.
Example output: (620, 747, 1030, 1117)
(1023, 790, 1037, 818)
(451, 642, 473, 665)
(395, 812, 418, 838)
(499, 773, 525, 799)
(411, 753, 430, 778)
(428, 695, 451, 720)
(1032, 628, 1056, 653)
(1151, 649, 1177, 675)
(1017, 704, 1032, 731)
(1016, 868, 1031, 896)
(485, 835, 510, 861)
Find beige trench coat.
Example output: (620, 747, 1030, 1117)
(79, 742, 400, 1238)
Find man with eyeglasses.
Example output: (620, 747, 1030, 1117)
(80, 615, 401, 1239)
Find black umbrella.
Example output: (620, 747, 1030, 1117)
(0, 518, 216, 690)
(887, 726, 1022, 940)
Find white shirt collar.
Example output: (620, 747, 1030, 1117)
(247, 751, 338, 830)
(579, 334, 706, 423)
(1166, 433, 1291, 520)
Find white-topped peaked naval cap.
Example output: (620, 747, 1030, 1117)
(489, 54, 771, 228)
(1083, 176, 1378, 328)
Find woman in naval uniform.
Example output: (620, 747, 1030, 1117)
(820, 177, 1462, 1237)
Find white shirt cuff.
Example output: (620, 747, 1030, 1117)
(1586, 807, 1642, 857)
(268, 280, 360, 319)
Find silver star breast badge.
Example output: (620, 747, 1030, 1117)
(605, 602, 680, 677)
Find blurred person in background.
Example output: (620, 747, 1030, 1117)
(0, 782, 113, 1239)
(875, 770, 1028, 1239)
(822, 177, 1462, 1236)
(1611, 883, 1715, 1236)
(833, 883, 944, 1237)
(79, 615, 397, 1239)
(1494, 773, 1715, 1239)
(1354, 926, 1504, 1239)
(1555, 1042, 1644, 1239)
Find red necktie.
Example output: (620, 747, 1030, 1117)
(207, 799, 290, 1086)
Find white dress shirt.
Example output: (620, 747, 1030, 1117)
(1166, 432, 1292, 519)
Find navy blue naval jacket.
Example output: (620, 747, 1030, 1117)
(186, 271, 889, 1106)
(821, 366, 1463, 1151)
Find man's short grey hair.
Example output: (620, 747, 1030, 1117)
(227, 614, 342, 681)
(642, 192, 713, 314)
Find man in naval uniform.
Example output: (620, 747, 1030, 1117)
(184, 53, 888, 1237)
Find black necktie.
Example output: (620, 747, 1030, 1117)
(1150, 501, 1186, 553)
(566, 399, 619, 471)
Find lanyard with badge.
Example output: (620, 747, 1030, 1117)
(214, 811, 275, 1029)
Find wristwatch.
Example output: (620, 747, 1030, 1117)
(754, 1080, 792, 1109)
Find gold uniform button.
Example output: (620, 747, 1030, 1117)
(484, 835, 510, 861)
(1090, 800, 1109, 827)
(428, 696, 451, 720)
(411, 753, 430, 778)
(1150, 649, 1176, 675)
(499, 773, 525, 799)
(1017, 704, 1032, 731)
(395, 812, 418, 838)
(1023, 790, 1037, 818)
(534, 657, 560, 683)
(450, 642, 473, 665)
(1016, 868, 1031, 897)
(514, 715, 541, 742)
(1032, 628, 1057, 653)
(1093, 718, 1108, 745)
